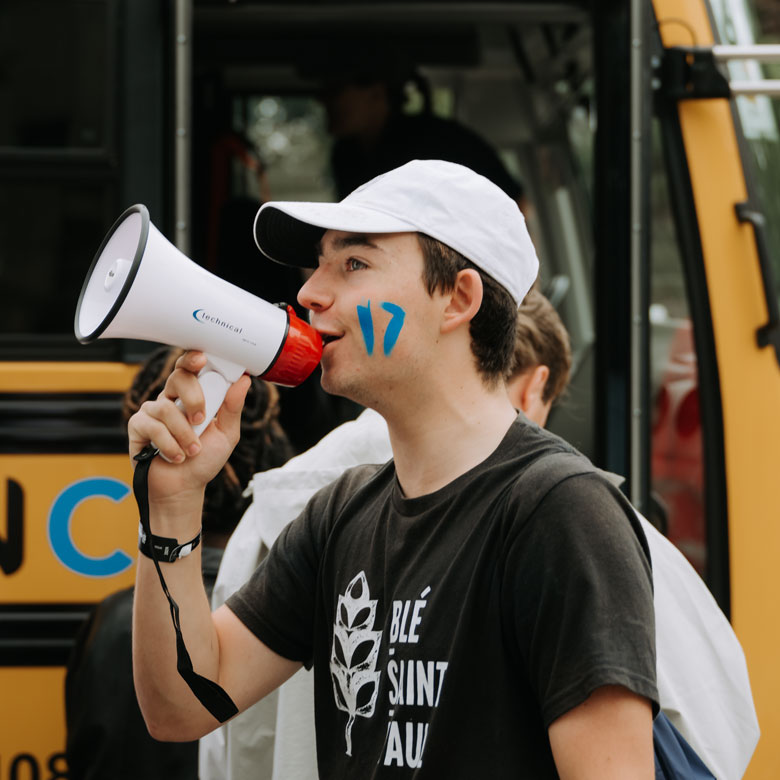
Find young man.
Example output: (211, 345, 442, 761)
(199, 287, 572, 780)
(129, 160, 657, 778)
(201, 288, 756, 780)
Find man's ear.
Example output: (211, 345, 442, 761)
(507, 365, 552, 426)
(441, 269, 483, 334)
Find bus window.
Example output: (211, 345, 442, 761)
(0, 0, 116, 342)
(0, 1, 109, 150)
(190, 89, 333, 314)
(0, 182, 117, 335)
(245, 95, 334, 203)
(709, 0, 780, 307)
(648, 119, 707, 576)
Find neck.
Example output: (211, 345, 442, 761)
(379, 372, 518, 499)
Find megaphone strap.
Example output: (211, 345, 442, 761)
(133, 444, 239, 724)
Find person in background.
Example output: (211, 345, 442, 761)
(317, 47, 526, 210)
(504, 286, 572, 427)
(64, 346, 292, 780)
(201, 288, 758, 780)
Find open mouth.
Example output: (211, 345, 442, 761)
(320, 333, 342, 347)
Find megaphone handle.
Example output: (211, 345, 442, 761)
(154, 356, 245, 461)
(177, 355, 246, 436)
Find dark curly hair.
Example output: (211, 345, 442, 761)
(122, 347, 293, 540)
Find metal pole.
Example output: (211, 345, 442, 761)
(174, 0, 192, 254)
(629, 0, 647, 511)
(729, 80, 780, 97)
(194, 3, 586, 25)
(712, 44, 780, 96)
(712, 44, 780, 63)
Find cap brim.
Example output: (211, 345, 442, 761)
(254, 202, 418, 267)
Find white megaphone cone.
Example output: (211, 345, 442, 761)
(75, 204, 322, 436)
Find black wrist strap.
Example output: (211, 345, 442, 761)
(139, 523, 202, 563)
(133, 444, 238, 724)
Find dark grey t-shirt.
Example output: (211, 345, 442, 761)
(227, 419, 658, 778)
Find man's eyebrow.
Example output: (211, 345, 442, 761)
(316, 233, 382, 256)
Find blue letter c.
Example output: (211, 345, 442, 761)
(48, 478, 133, 577)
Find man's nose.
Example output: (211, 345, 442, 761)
(297, 267, 334, 312)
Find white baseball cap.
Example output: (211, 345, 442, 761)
(253, 159, 539, 304)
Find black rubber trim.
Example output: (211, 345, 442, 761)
(0, 392, 126, 453)
(261, 305, 291, 377)
(0, 603, 94, 666)
(74, 203, 149, 343)
(653, 49, 731, 616)
(592, 0, 631, 480)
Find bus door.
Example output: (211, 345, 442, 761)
(649, 0, 780, 776)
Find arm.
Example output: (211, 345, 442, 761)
(129, 351, 300, 741)
(548, 685, 654, 779)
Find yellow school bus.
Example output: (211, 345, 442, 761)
(1, 0, 779, 777)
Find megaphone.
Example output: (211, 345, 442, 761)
(75, 204, 322, 435)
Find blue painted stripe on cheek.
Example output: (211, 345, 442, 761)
(357, 301, 374, 355)
(381, 302, 406, 355)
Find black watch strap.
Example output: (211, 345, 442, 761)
(138, 523, 202, 563)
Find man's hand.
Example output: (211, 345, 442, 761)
(127, 350, 251, 502)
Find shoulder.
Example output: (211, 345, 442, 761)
(493, 421, 650, 555)
(493, 420, 597, 505)
(499, 420, 617, 505)
(330, 462, 389, 499)
(323, 461, 387, 495)
(300, 462, 391, 524)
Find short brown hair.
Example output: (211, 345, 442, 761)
(507, 288, 571, 403)
(417, 233, 518, 386)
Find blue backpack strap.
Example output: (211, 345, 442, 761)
(654, 712, 716, 779)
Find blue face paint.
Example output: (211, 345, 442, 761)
(381, 302, 406, 355)
(357, 301, 374, 355)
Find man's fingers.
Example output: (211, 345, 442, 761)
(130, 398, 201, 462)
(174, 350, 208, 373)
(161, 366, 207, 426)
(214, 375, 251, 433)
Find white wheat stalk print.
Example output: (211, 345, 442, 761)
(330, 571, 382, 756)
